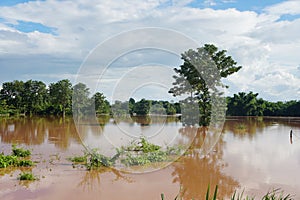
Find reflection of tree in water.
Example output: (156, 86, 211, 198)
(172, 126, 239, 199)
(47, 117, 81, 150)
(0, 117, 46, 145)
(0, 117, 83, 150)
(78, 168, 131, 192)
(112, 116, 180, 127)
(79, 115, 111, 138)
(223, 117, 273, 139)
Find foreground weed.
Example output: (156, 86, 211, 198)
(262, 189, 293, 200)
(161, 185, 293, 200)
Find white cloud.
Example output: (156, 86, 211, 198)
(204, 0, 216, 6)
(0, 0, 299, 101)
(264, 0, 300, 16)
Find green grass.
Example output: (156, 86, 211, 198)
(18, 172, 37, 181)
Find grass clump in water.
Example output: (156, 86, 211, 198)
(69, 138, 183, 169)
(68, 156, 86, 163)
(18, 172, 37, 181)
(0, 145, 34, 168)
(12, 144, 31, 157)
(69, 149, 119, 170)
(119, 137, 182, 167)
(123, 137, 161, 153)
(0, 153, 18, 168)
(85, 149, 115, 170)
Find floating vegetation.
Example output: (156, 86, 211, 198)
(18, 172, 37, 181)
(12, 144, 31, 157)
(85, 149, 115, 169)
(68, 156, 86, 163)
(0, 145, 34, 168)
(69, 149, 117, 170)
(69, 137, 184, 169)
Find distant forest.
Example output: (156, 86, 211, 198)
(0, 79, 299, 117)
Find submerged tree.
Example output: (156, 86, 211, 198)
(169, 44, 242, 126)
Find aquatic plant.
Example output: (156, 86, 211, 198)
(0, 153, 34, 168)
(85, 149, 114, 169)
(69, 149, 119, 170)
(122, 137, 161, 153)
(119, 137, 182, 167)
(18, 172, 37, 181)
(0, 153, 18, 168)
(17, 159, 34, 167)
(68, 156, 86, 163)
(69, 138, 183, 169)
(12, 144, 31, 157)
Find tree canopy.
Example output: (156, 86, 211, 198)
(169, 44, 242, 126)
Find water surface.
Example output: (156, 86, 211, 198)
(0, 116, 299, 199)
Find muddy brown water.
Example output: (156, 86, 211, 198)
(0, 116, 299, 200)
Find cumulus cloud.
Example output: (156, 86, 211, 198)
(264, 0, 300, 16)
(0, 0, 299, 101)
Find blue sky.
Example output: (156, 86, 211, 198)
(0, 0, 300, 101)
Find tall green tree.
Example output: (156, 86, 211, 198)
(49, 79, 72, 117)
(0, 80, 25, 114)
(23, 80, 47, 115)
(169, 44, 242, 126)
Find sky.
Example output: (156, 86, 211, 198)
(0, 0, 300, 102)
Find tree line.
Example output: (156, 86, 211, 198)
(0, 79, 109, 117)
(226, 91, 300, 116)
(0, 78, 298, 117)
(0, 79, 180, 117)
(1, 44, 299, 122)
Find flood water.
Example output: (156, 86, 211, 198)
(0, 116, 300, 200)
